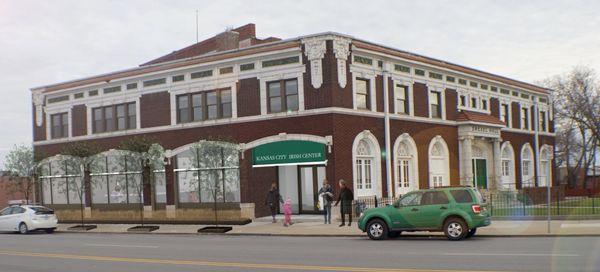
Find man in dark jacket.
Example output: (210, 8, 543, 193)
(265, 182, 283, 223)
(334, 179, 354, 227)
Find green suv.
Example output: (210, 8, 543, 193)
(358, 186, 491, 240)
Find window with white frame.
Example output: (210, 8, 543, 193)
(428, 137, 450, 188)
(356, 78, 371, 110)
(539, 111, 547, 132)
(355, 140, 373, 191)
(521, 144, 534, 187)
(501, 103, 510, 125)
(481, 98, 488, 110)
(394, 84, 409, 114)
(500, 143, 515, 190)
(521, 107, 529, 130)
(470, 96, 478, 109)
(267, 79, 298, 113)
(429, 91, 441, 118)
(459, 94, 466, 107)
(50, 112, 69, 139)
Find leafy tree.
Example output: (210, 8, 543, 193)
(4, 145, 37, 204)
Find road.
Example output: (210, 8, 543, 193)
(0, 232, 598, 272)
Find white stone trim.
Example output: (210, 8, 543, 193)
(301, 37, 327, 89)
(428, 135, 451, 188)
(168, 80, 239, 126)
(352, 130, 382, 198)
(520, 143, 535, 187)
(392, 133, 419, 196)
(259, 72, 305, 115)
(332, 36, 351, 88)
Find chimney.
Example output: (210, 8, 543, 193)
(215, 30, 240, 52)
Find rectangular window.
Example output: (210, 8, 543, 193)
(429, 72, 443, 80)
(355, 78, 370, 110)
(415, 69, 425, 76)
(481, 99, 488, 110)
(446, 76, 456, 83)
(521, 93, 530, 99)
(268, 79, 299, 113)
(172, 75, 185, 82)
(47, 95, 69, 104)
(501, 104, 509, 124)
(521, 108, 529, 130)
(458, 79, 467, 85)
(103, 86, 121, 94)
(394, 64, 410, 73)
(219, 67, 233, 74)
(353, 55, 372, 65)
(74, 92, 84, 99)
(500, 88, 510, 95)
(450, 190, 473, 203)
(540, 111, 547, 131)
(89, 90, 98, 96)
(480, 84, 488, 90)
(395, 84, 408, 114)
(92, 103, 136, 133)
(50, 112, 68, 139)
(459, 95, 466, 107)
(430, 91, 441, 118)
(502, 160, 510, 176)
(126, 83, 137, 90)
(491, 86, 498, 92)
(470, 81, 478, 88)
(143, 78, 166, 87)
(262, 56, 300, 68)
(176, 89, 233, 123)
(471, 97, 477, 108)
(512, 91, 519, 97)
(191, 70, 213, 79)
(240, 63, 255, 71)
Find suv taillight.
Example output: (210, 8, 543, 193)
(472, 204, 481, 214)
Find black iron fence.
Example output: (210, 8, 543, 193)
(352, 188, 600, 218)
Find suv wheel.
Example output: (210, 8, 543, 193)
(444, 217, 467, 241)
(366, 219, 388, 240)
(18, 223, 29, 235)
(466, 228, 477, 238)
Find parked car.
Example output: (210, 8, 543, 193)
(0, 205, 58, 234)
(358, 186, 491, 240)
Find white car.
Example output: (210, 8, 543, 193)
(0, 205, 58, 234)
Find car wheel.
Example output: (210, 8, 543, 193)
(18, 223, 29, 235)
(388, 231, 401, 238)
(45, 228, 55, 234)
(444, 217, 467, 241)
(466, 228, 477, 238)
(366, 219, 388, 240)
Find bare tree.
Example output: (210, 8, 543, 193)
(543, 66, 600, 188)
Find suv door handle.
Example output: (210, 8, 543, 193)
(440, 206, 448, 210)
(411, 208, 419, 212)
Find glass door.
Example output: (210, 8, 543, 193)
(298, 166, 326, 213)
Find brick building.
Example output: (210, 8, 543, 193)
(31, 24, 555, 222)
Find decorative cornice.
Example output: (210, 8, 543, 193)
(32, 90, 45, 127)
(333, 36, 351, 88)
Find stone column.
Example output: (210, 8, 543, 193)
(492, 138, 502, 191)
(463, 137, 474, 186)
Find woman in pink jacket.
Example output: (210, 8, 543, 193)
(283, 198, 293, 226)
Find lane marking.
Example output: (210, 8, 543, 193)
(0, 250, 502, 272)
(444, 253, 579, 257)
(84, 243, 159, 249)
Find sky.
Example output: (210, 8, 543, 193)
(0, 0, 599, 168)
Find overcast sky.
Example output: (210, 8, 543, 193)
(1, 0, 599, 168)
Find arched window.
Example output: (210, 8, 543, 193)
(393, 133, 419, 196)
(521, 144, 534, 187)
(37, 155, 83, 205)
(539, 145, 553, 187)
(500, 142, 516, 190)
(428, 136, 450, 188)
(89, 150, 144, 204)
(352, 131, 381, 197)
(173, 141, 240, 204)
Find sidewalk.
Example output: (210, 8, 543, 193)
(56, 217, 600, 237)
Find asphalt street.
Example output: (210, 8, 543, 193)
(0, 232, 598, 272)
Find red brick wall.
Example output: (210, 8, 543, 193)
(445, 89, 458, 121)
(237, 78, 261, 117)
(413, 83, 429, 117)
(511, 102, 521, 129)
(140, 91, 171, 128)
(0, 177, 31, 206)
(71, 104, 87, 137)
(375, 75, 384, 112)
(302, 41, 333, 109)
(490, 97, 500, 118)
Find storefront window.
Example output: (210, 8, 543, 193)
(175, 141, 240, 203)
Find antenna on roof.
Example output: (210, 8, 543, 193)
(195, 10, 199, 43)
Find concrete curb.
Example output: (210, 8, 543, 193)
(55, 230, 600, 238)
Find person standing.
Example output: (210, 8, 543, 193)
(317, 179, 334, 224)
(265, 182, 283, 223)
(334, 179, 354, 227)
(283, 197, 293, 227)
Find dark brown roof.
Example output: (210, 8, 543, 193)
(456, 110, 506, 126)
